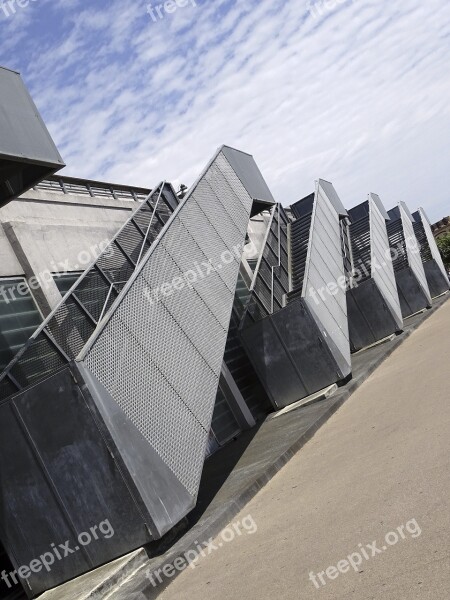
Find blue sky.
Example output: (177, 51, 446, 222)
(1, 0, 449, 221)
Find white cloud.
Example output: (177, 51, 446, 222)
(1, 0, 449, 220)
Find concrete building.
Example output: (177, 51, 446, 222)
(1, 65, 446, 600)
(431, 216, 450, 239)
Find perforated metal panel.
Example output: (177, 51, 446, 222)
(83, 149, 255, 496)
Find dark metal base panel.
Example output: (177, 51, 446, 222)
(78, 363, 194, 535)
(395, 266, 432, 318)
(347, 279, 402, 353)
(240, 299, 348, 410)
(0, 363, 195, 598)
(423, 260, 450, 299)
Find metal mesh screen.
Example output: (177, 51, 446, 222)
(83, 150, 254, 496)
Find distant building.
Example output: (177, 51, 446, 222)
(432, 216, 450, 238)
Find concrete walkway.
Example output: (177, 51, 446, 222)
(156, 299, 450, 600)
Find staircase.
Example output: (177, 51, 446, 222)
(0, 183, 179, 401)
(222, 274, 272, 422)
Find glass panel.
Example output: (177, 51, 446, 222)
(0, 279, 42, 373)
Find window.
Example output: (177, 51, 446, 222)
(0, 278, 43, 373)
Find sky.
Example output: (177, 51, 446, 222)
(0, 0, 449, 222)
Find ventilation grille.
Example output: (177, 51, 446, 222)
(386, 218, 408, 273)
(413, 221, 433, 263)
(350, 215, 371, 283)
(289, 209, 313, 300)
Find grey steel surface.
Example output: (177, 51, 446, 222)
(0, 146, 270, 597)
(315, 178, 348, 217)
(240, 299, 343, 409)
(302, 180, 351, 377)
(347, 194, 403, 352)
(399, 202, 432, 306)
(396, 266, 432, 317)
(0, 367, 151, 598)
(412, 207, 449, 298)
(387, 202, 432, 318)
(82, 148, 255, 499)
(369, 194, 403, 328)
(347, 279, 401, 352)
(0, 67, 65, 206)
(221, 146, 275, 210)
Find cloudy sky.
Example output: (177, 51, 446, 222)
(1, 0, 449, 221)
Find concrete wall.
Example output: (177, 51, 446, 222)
(0, 187, 142, 314)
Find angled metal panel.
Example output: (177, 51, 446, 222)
(386, 202, 432, 317)
(0, 67, 65, 206)
(369, 194, 403, 328)
(415, 207, 449, 284)
(303, 180, 351, 376)
(316, 178, 348, 217)
(399, 202, 432, 305)
(82, 148, 256, 501)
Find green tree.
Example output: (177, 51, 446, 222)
(436, 234, 450, 268)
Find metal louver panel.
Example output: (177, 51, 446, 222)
(349, 209, 371, 284)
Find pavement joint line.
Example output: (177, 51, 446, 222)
(267, 384, 338, 420)
(42, 293, 450, 600)
(353, 333, 396, 355)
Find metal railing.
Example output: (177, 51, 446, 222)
(32, 175, 150, 203)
